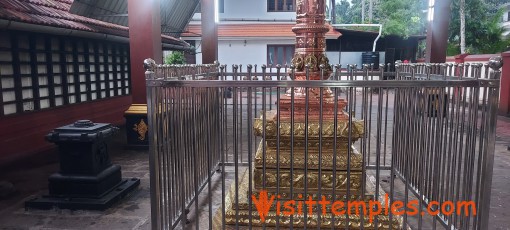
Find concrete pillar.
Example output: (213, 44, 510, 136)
(125, 0, 163, 148)
(425, 0, 452, 63)
(499, 52, 510, 115)
(201, 0, 218, 64)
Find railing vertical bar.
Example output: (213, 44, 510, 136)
(465, 66, 479, 229)
(191, 86, 200, 230)
(479, 60, 501, 229)
(388, 63, 400, 230)
(206, 86, 213, 229)
(317, 65, 324, 229)
(261, 65, 267, 230)
(331, 65, 339, 230)
(304, 65, 310, 230)
(444, 80, 456, 229)
(473, 70, 487, 229)
(289, 66, 295, 230)
(220, 65, 227, 230)
(233, 65, 240, 229)
(275, 69, 281, 229)
(146, 66, 161, 229)
(247, 65, 254, 229)
(345, 64, 354, 230)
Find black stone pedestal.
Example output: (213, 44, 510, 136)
(25, 177, 140, 210)
(25, 120, 140, 210)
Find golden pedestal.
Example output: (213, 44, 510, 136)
(215, 111, 402, 229)
(215, 170, 402, 229)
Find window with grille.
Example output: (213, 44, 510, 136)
(267, 0, 295, 12)
(267, 45, 295, 66)
(0, 30, 131, 116)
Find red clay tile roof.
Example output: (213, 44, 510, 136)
(182, 23, 342, 39)
(0, 0, 189, 47)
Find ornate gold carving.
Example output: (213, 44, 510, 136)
(254, 141, 363, 170)
(291, 53, 304, 71)
(265, 139, 351, 149)
(232, 170, 377, 209)
(133, 119, 148, 140)
(297, 37, 305, 47)
(319, 54, 332, 71)
(304, 54, 318, 70)
(214, 170, 403, 229)
(254, 169, 363, 193)
(307, 37, 316, 47)
(253, 114, 365, 140)
(318, 38, 326, 48)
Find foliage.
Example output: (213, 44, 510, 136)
(164, 51, 186, 64)
(333, 0, 363, 24)
(331, 0, 510, 53)
(475, 9, 510, 53)
(333, 0, 354, 23)
(486, 0, 510, 14)
(449, 0, 510, 54)
(375, 0, 425, 38)
(333, 0, 427, 38)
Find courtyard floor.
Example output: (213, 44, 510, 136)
(1, 104, 510, 229)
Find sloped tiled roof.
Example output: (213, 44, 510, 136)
(0, 0, 189, 47)
(182, 23, 342, 39)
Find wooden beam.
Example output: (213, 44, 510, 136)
(127, 0, 163, 104)
(201, 0, 218, 64)
(425, 0, 452, 63)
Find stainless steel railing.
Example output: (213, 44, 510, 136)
(145, 58, 502, 230)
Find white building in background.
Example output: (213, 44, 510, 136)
(182, 0, 341, 68)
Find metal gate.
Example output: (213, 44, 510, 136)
(145, 58, 502, 230)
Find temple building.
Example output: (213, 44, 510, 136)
(0, 0, 193, 166)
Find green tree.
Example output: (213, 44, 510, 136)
(164, 51, 186, 64)
(449, 0, 510, 54)
(473, 9, 510, 53)
(334, 0, 362, 24)
(334, 0, 427, 37)
(375, 0, 426, 38)
(333, 0, 352, 23)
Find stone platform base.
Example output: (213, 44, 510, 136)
(213, 169, 403, 229)
(25, 178, 140, 211)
